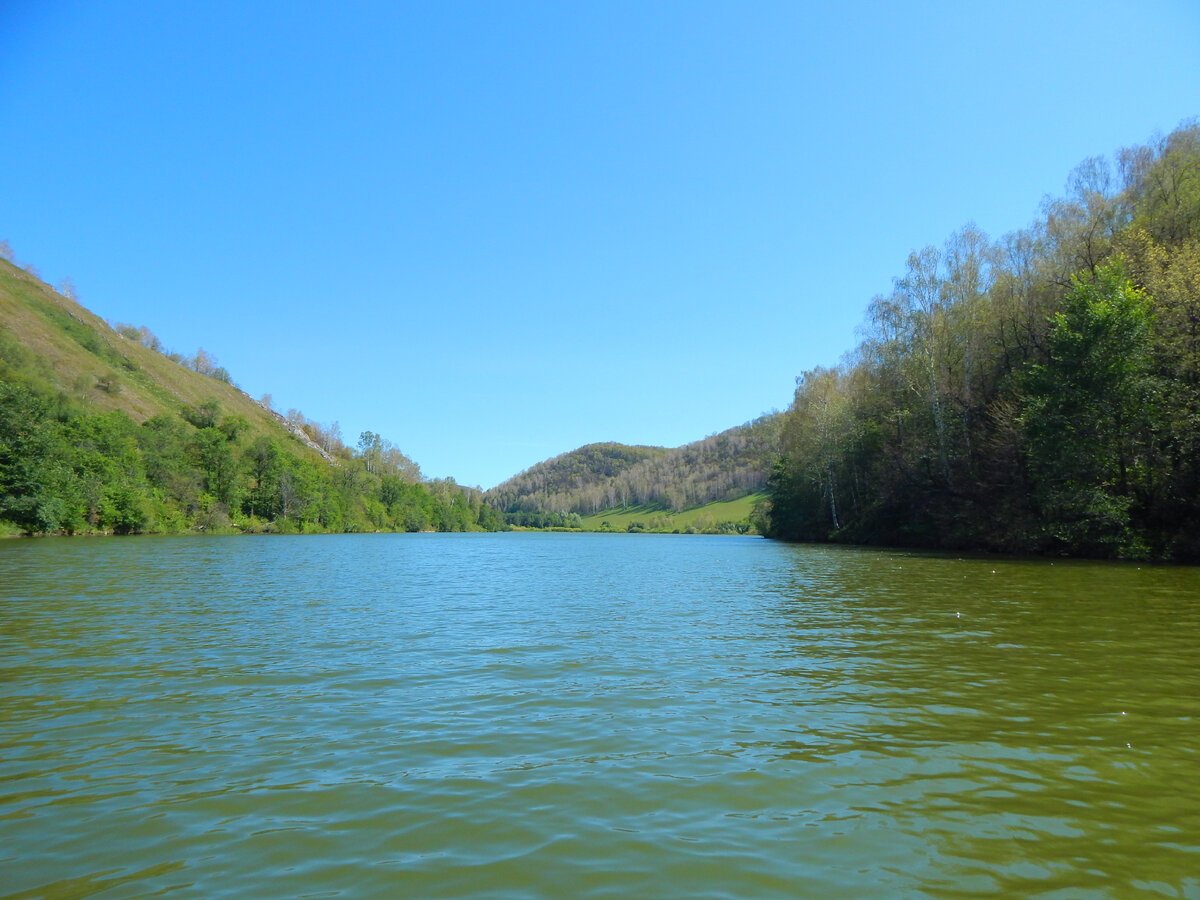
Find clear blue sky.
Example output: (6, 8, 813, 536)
(2, 1, 1197, 488)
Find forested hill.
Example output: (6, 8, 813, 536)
(486, 414, 782, 517)
(764, 122, 1200, 561)
(0, 257, 501, 534)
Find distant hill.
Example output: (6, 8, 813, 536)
(486, 414, 782, 517)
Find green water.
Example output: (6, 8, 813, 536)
(1, 533, 1197, 898)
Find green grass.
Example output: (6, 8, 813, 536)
(0, 259, 315, 453)
(578, 492, 765, 533)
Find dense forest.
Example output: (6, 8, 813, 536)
(485, 414, 781, 519)
(763, 123, 1200, 561)
(0, 259, 501, 535)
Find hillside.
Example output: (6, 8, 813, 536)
(0, 260, 291, 437)
(764, 122, 1200, 560)
(486, 414, 782, 518)
(0, 259, 499, 535)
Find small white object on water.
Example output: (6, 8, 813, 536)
(956, 611, 961, 618)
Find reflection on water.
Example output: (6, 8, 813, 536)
(1, 534, 1197, 899)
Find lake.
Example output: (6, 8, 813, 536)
(1, 532, 1197, 898)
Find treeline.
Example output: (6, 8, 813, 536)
(487, 415, 781, 516)
(763, 123, 1200, 560)
(487, 443, 666, 515)
(616, 416, 780, 511)
(0, 347, 501, 536)
(112, 322, 235, 385)
(504, 511, 584, 529)
(608, 516, 753, 535)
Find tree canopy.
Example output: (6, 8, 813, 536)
(763, 122, 1200, 560)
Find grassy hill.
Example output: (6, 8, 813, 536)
(0, 258, 497, 535)
(578, 493, 766, 534)
(0, 259, 301, 442)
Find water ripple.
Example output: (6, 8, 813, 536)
(2, 534, 1198, 899)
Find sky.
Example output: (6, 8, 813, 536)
(1, 1, 1198, 489)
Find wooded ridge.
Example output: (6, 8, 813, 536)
(485, 414, 781, 519)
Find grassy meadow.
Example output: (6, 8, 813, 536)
(577, 493, 765, 534)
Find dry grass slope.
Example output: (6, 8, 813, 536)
(0, 259, 315, 457)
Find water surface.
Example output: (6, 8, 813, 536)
(2, 533, 1197, 898)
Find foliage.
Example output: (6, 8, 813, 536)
(577, 493, 766, 534)
(486, 416, 781, 519)
(765, 122, 1200, 560)
(504, 510, 582, 529)
(0, 266, 500, 537)
(1021, 263, 1157, 554)
(0, 374, 502, 536)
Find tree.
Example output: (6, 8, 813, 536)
(190, 427, 239, 507)
(321, 420, 342, 454)
(1022, 261, 1157, 554)
(182, 399, 221, 429)
(243, 437, 283, 520)
(1124, 124, 1200, 245)
(0, 383, 70, 532)
(942, 223, 993, 473)
(778, 366, 856, 532)
(892, 246, 954, 483)
(138, 326, 163, 352)
(358, 430, 383, 474)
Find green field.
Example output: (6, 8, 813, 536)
(577, 493, 765, 534)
